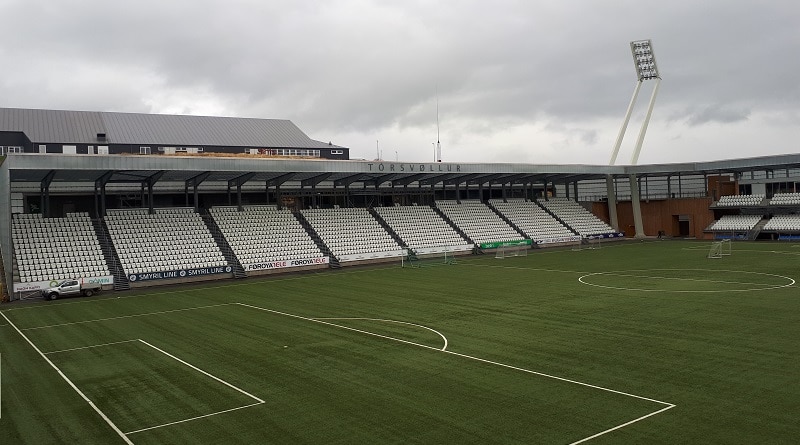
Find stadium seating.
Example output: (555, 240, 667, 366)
(538, 198, 617, 237)
(488, 199, 578, 243)
(708, 214, 762, 231)
(105, 208, 226, 275)
(210, 206, 324, 268)
(764, 214, 800, 231)
(374, 204, 472, 254)
(301, 207, 403, 262)
(716, 194, 766, 206)
(435, 200, 522, 244)
(12, 212, 110, 283)
(769, 193, 800, 206)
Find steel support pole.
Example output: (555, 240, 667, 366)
(609, 81, 643, 165)
(630, 78, 661, 165)
(605, 175, 619, 231)
(630, 174, 645, 238)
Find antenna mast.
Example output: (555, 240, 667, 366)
(436, 91, 442, 162)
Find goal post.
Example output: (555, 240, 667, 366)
(495, 244, 529, 259)
(402, 249, 457, 268)
(707, 239, 732, 259)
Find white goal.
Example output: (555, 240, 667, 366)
(402, 249, 457, 268)
(495, 245, 529, 259)
(707, 239, 732, 259)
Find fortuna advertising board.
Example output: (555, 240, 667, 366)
(243, 256, 329, 271)
(128, 266, 232, 282)
(13, 275, 114, 293)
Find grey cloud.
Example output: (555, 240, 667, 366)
(1, 0, 799, 163)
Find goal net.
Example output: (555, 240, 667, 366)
(707, 239, 732, 259)
(495, 245, 529, 259)
(402, 249, 457, 268)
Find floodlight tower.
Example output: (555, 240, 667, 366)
(606, 39, 661, 238)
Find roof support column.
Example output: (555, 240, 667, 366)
(40, 170, 56, 218)
(564, 180, 570, 200)
(228, 173, 256, 212)
(185, 172, 210, 213)
(629, 174, 645, 238)
(94, 171, 113, 218)
(573, 181, 579, 202)
(144, 171, 164, 214)
(605, 175, 619, 232)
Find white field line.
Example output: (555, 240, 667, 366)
(579, 269, 795, 293)
(137, 339, 264, 404)
(22, 303, 234, 331)
(125, 401, 264, 435)
(312, 317, 449, 351)
(236, 302, 675, 443)
(605, 272, 781, 287)
(462, 264, 589, 274)
(568, 404, 675, 445)
(0, 311, 134, 445)
(44, 340, 140, 355)
(124, 339, 264, 435)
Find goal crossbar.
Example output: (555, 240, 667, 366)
(707, 239, 732, 259)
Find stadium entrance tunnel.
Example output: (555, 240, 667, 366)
(577, 269, 795, 293)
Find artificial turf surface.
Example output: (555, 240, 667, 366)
(1, 240, 799, 444)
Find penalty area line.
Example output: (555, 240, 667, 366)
(0, 311, 133, 444)
(236, 302, 676, 443)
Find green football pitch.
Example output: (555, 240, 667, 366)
(1, 240, 799, 444)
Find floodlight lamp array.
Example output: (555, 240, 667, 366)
(630, 39, 660, 81)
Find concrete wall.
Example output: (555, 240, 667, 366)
(0, 159, 11, 297)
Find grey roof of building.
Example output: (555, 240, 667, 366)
(0, 107, 343, 149)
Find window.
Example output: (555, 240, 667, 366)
(98, 146, 109, 155)
(331, 150, 344, 155)
(139, 146, 151, 155)
(39, 144, 47, 153)
(62, 145, 77, 154)
(0, 146, 24, 155)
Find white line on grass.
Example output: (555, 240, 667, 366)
(579, 269, 795, 293)
(236, 302, 675, 443)
(125, 339, 265, 435)
(137, 339, 264, 404)
(22, 303, 235, 331)
(462, 264, 589, 274)
(312, 317, 449, 351)
(568, 404, 675, 445)
(44, 340, 140, 355)
(125, 401, 264, 435)
(603, 272, 783, 287)
(0, 311, 134, 445)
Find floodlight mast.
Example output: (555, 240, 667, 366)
(607, 39, 661, 238)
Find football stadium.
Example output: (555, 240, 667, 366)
(1, 105, 800, 444)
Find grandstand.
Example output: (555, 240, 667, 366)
(538, 198, 619, 237)
(435, 200, 523, 245)
(488, 199, 579, 244)
(769, 192, 800, 206)
(210, 206, 327, 274)
(764, 214, 800, 232)
(3, 109, 800, 300)
(716, 194, 766, 206)
(301, 207, 403, 262)
(12, 212, 110, 287)
(707, 214, 763, 232)
(105, 208, 227, 284)
(374, 204, 472, 254)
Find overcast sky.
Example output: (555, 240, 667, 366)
(1, 0, 798, 165)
